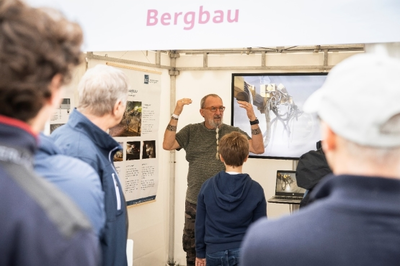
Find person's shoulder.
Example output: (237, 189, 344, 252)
(221, 123, 236, 130)
(242, 175, 265, 195)
(245, 210, 311, 242)
(199, 172, 220, 191)
(48, 154, 99, 179)
(0, 194, 99, 265)
(51, 121, 73, 135)
(221, 124, 250, 137)
(177, 123, 205, 138)
(249, 178, 264, 190)
(182, 122, 203, 130)
(51, 124, 82, 145)
(52, 128, 96, 155)
(1, 164, 98, 262)
(241, 214, 308, 266)
(299, 149, 324, 160)
(200, 175, 214, 189)
(52, 123, 82, 138)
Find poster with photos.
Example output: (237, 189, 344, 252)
(106, 62, 161, 206)
(50, 61, 161, 206)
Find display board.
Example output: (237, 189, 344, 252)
(232, 73, 327, 159)
(50, 61, 162, 206)
(105, 62, 162, 206)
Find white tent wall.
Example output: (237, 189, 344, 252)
(75, 48, 364, 266)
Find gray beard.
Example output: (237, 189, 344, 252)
(207, 117, 223, 129)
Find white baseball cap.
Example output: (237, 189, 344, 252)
(303, 53, 400, 148)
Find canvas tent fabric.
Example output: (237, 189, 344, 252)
(25, 0, 400, 51)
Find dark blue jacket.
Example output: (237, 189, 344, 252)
(35, 133, 106, 236)
(51, 109, 128, 266)
(241, 174, 400, 266)
(0, 115, 100, 266)
(195, 171, 266, 258)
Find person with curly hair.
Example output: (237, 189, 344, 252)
(0, 0, 100, 265)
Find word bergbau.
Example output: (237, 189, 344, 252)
(146, 6, 239, 30)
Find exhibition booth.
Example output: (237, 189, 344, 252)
(25, 0, 400, 265)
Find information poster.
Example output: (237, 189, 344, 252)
(50, 61, 162, 206)
(106, 62, 161, 206)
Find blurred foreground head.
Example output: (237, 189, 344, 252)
(0, 0, 83, 122)
(304, 53, 400, 148)
(304, 53, 400, 175)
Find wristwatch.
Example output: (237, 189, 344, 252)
(250, 118, 259, 125)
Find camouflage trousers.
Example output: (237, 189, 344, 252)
(183, 200, 197, 266)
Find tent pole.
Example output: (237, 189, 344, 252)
(167, 51, 180, 266)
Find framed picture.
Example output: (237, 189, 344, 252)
(231, 73, 327, 159)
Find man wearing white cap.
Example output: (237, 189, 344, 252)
(240, 53, 400, 266)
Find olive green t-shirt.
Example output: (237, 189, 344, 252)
(175, 122, 250, 204)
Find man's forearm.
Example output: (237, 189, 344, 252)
(250, 124, 265, 154)
(162, 116, 179, 150)
(163, 98, 192, 150)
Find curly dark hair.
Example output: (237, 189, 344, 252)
(0, 0, 83, 122)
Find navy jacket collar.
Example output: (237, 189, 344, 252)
(309, 174, 400, 211)
(0, 115, 37, 156)
(68, 109, 121, 151)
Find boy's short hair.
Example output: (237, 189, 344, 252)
(219, 131, 249, 167)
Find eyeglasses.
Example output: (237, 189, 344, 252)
(202, 106, 225, 112)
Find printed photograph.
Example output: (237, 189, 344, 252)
(142, 140, 156, 159)
(109, 101, 142, 137)
(126, 141, 141, 161)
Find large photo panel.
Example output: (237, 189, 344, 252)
(232, 73, 327, 159)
